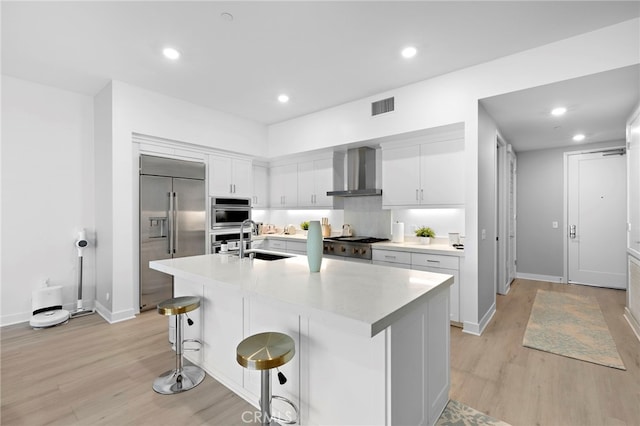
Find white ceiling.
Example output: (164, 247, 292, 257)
(481, 64, 640, 152)
(3, 1, 639, 129)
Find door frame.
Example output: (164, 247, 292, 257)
(562, 146, 627, 284)
(495, 134, 511, 295)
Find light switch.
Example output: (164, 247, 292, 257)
(552, 221, 558, 229)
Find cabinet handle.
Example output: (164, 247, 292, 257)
(311, 194, 314, 204)
(384, 255, 396, 260)
(421, 189, 424, 201)
(427, 259, 440, 263)
(416, 189, 419, 201)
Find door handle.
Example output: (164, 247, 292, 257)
(168, 192, 174, 254)
(173, 192, 179, 253)
(569, 224, 576, 239)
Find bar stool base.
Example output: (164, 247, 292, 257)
(152, 365, 205, 395)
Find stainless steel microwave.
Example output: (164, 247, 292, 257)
(211, 197, 251, 229)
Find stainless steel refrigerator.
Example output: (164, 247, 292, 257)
(139, 155, 206, 311)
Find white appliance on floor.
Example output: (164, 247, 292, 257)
(29, 285, 70, 328)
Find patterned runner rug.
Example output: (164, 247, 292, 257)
(523, 289, 625, 370)
(436, 400, 511, 426)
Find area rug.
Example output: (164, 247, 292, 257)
(436, 400, 511, 426)
(523, 289, 625, 370)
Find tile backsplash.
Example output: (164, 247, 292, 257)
(253, 200, 464, 239)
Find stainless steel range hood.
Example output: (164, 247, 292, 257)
(327, 147, 382, 197)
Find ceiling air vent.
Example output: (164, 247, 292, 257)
(371, 97, 394, 116)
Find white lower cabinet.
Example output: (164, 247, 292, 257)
(264, 238, 307, 255)
(373, 248, 461, 323)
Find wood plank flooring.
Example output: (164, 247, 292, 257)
(450, 279, 640, 426)
(2, 278, 639, 425)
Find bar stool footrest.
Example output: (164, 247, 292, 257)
(183, 338, 202, 351)
(258, 395, 299, 425)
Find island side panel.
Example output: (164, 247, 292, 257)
(388, 282, 450, 426)
(304, 316, 387, 426)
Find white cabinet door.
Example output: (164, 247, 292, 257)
(298, 158, 334, 208)
(313, 158, 334, 207)
(209, 154, 233, 196)
(252, 164, 269, 208)
(209, 154, 252, 197)
(297, 160, 315, 207)
(270, 164, 298, 207)
(412, 264, 459, 323)
(382, 145, 421, 206)
(231, 158, 252, 198)
(420, 139, 464, 206)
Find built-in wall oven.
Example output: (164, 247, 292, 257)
(211, 197, 252, 229)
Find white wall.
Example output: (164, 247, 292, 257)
(267, 19, 640, 333)
(1, 76, 95, 325)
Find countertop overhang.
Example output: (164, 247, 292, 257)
(150, 253, 453, 337)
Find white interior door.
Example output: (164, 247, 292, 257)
(567, 150, 627, 289)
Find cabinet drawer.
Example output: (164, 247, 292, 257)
(372, 249, 411, 265)
(267, 240, 286, 250)
(411, 253, 459, 270)
(287, 241, 307, 254)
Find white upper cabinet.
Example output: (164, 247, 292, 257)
(208, 154, 252, 198)
(382, 137, 464, 208)
(270, 163, 298, 208)
(252, 164, 269, 208)
(297, 158, 333, 208)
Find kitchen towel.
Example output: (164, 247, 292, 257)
(392, 222, 405, 243)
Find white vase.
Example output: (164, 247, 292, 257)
(306, 220, 323, 272)
(418, 237, 431, 245)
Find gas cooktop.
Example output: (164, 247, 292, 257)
(324, 236, 389, 244)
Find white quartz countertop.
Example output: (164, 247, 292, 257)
(150, 253, 452, 337)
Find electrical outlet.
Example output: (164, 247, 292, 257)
(481, 229, 486, 240)
(106, 292, 110, 301)
(552, 221, 558, 229)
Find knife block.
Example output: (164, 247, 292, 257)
(322, 224, 331, 237)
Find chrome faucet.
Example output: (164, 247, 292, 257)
(239, 219, 256, 259)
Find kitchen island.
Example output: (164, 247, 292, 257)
(150, 253, 452, 425)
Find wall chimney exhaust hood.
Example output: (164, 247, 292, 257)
(327, 147, 382, 197)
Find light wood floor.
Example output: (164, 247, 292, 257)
(450, 279, 640, 426)
(2, 278, 639, 425)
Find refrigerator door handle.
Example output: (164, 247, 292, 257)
(173, 192, 179, 253)
(168, 192, 175, 254)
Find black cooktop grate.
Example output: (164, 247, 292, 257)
(324, 236, 388, 244)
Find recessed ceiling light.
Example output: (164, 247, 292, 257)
(278, 94, 289, 103)
(401, 46, 417, 59)
(162, 47, 180, 60)
(573, 133, 586, 142)
(551, 107, 567, 116)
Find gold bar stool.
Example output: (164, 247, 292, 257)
(236, 332, 299, 425)
(153, 296, 205, 395)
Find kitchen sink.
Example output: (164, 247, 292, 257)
(243, 250, 293, 261)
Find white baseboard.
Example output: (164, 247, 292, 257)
(624, 307, 640, 342)
(516, 272, 564, 283)
(462, 302, 496, 336)
(94, 301, 136, 324)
